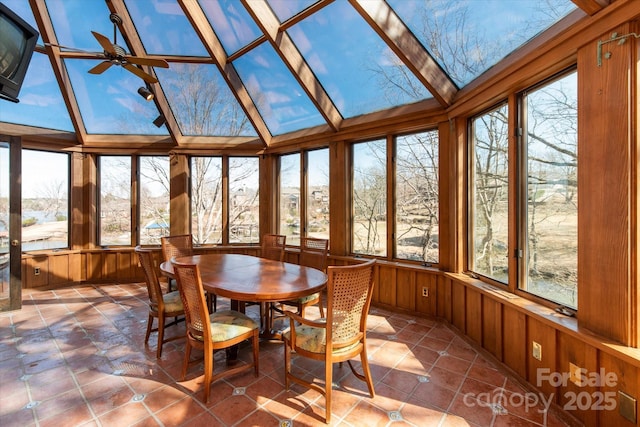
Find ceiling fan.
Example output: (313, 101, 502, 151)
(46, 13, 168, 84)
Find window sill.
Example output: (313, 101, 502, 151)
(445, 272, 640, 368)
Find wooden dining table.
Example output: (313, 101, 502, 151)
(160, 253, 328, 340)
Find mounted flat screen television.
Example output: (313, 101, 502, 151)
(0, 2, 39, 103)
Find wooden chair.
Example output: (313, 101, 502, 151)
(172, 260, 259, 404)
(244, 234, 287, 323)
(275, 237, 328, 318)
(283, 259, 376, 423)
(135, 246, 185, 359)
(161, 234, 216, 312)
(261, 233, 286, 261)
(161, 234, 193, 262)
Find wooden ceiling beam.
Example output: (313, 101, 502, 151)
(29, 0, 88, 144)
(108, 0, 181, 146)
(572, 0, 611, 16)
(242, 0, 342, 132)
(179, 0, 271, 147)
(350, 0, 458, 107)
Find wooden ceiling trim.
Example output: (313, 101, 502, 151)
(350, 0, 458, 107)
(0, 122, 79, 149)
(179, 0, 271, 147)
(29, 0, 88, 144)
(242, 0, 342, 131)
(572, 0, 610, 16)
(278, 0, 334, 31)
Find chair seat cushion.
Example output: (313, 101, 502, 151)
(283, 292, 319, 306)
(209, 310, 258, 342)
(162, 291, 183, 312)
(284, 322, 359, 354)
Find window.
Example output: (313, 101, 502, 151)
(191, 157, 222, 245)
(99, 156, 131, 246)
(352, 139, 387, 256)
(229, 157, 260, 244)
(306, 148, 329, 241)
(521, 71, 577, 308)
(468, 71, 578, 309)
(279, 153, 301, 246)
(395, 131, 439, 263)
(139, 156, 170, 245)
(22, 150, 69, 250)
(470, 104, 509, 283)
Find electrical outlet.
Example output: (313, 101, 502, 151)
(619, 391, 637, 423)
(569, 362, 583, 386)
(532, 341, 542, 361)
(422, 287, 429, 297)
(34, 267, 40, 276)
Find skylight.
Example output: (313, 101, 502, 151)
(0, 0, 580, 144)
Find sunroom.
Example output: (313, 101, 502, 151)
(1, 0, 639, 426)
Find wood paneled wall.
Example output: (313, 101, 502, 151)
(577, 21, 638, 346)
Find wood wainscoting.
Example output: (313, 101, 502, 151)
(343, 258, 640, 427)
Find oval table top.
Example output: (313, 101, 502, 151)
(160, 253, 327, 302)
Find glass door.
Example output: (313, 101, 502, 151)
(0, 139, 21, 311)
(0, 143, 8, 305)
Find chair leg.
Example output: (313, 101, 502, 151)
(360, 347, 375, 397)
(144, 313, 153, 344)
(346, 348, 376, 398)
(156, 314, 165, 358)
(284, 339, 291, 390)
(203, 347, 213, 403)
(325, 355, 333, 423)
(181, 341, 191, 380)
(252, 331, 259, 376)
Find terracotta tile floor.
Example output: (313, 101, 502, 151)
(0, 283, 575, 426)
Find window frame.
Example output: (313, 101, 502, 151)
(97, 155, 133, 247)
(466, 68, 578, 311)
(276, 148, 331, 247)
(517, 68, 578, 309)
(21, 149, 71, 251)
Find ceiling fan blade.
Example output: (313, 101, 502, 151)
(88, 61, 113, 74)
(91, 31, 116, 55)
(123, 64, 158, 84)
(125, 56, 169, 68)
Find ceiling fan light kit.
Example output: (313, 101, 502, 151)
(44, 13, 169, 85)
(137, 86, 153, 101)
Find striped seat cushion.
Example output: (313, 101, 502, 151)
(161, 290, 183, 312)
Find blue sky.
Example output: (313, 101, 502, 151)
(1, 0, 576, 136)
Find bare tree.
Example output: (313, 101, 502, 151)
(396, 131, 439, 262)
(153, 64, 256, 244)
(37, 180, 67, 220)
(353, 141, 386, 255)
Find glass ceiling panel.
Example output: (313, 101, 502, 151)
(124, 0, 208, 56)
(388, 0, 578, 87)
(200, 0, 262, 56)
(267, 0, 319, 23)
(45, 0, 117, 52)
(233, 42, 325, 136)
(156, 63, 257, 137)
(65, 59, 168, 135)
(288, 1, 432, 119)
(0, 1, 72, 131)
(0, 53, 73, 132)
